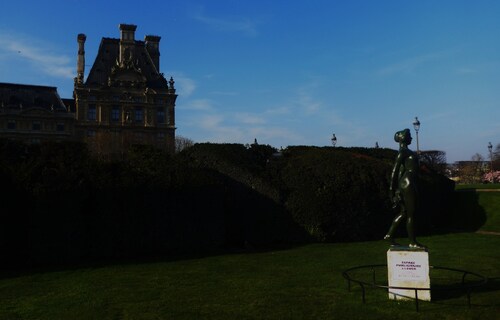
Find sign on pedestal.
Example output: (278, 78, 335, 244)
(387, 247, 431, 301)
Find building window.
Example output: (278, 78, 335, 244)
(56, 123, 65, 132)
(157, 108, 165, 124)
(111, 106, 120, 122)
(7, 120, 16, 130)
(166, 107, 171, 125)
(32, 121, 41, 131)
(157, 132, 165, 140)
(88, 104, 96, 121)
(87, 130, 96, 137)
(135, 107, 143, 123)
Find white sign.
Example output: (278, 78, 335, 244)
(387, 249, 431, 301)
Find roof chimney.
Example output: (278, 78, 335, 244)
(76, 33, 86, 84)
(119, 24, 137, 63)
(145, 35, 161, 71)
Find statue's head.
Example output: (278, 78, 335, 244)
(394, 129, 412, 145)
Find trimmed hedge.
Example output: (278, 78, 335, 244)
(0, 140, 456, 267)
(279, 147, 393, 241)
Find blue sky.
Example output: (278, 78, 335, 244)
(1, 0, 499, 162)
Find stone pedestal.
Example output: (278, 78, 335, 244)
(387, 247, 431, 301)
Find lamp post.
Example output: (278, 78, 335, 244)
(413, 117, 421, 154)
(331, 133, 337, 147)
(488, 142, 493, 174)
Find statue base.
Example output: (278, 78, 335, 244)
(387, 246, 431, 301)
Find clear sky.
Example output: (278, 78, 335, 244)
(1, 0, 499, 162)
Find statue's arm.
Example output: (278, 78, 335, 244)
(390, 152, 403, 199)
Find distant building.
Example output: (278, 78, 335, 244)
(73, 24, 177, 156)
(0, 24, 177, 157)
(452, 160, 490, 183)
(0, 82, 75, 143)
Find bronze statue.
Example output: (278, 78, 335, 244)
(384, 129, 425, 248)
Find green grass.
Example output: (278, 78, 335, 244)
(455, 183, 500, 190)
(453, 184, 500, 233)
(1, 233, 499, 320)
(1, 187, 499, 319)
(476, 192, 500, 233)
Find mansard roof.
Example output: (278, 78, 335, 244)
(0, 82, 68, 112)
(85, 38, 168, 89)
(61, 98, 76, 113)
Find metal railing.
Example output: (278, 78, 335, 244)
(342, 264, 488, 312)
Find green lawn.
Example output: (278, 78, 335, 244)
(1, 187, 499, 320)
(476, 192, 500, 233)
(1, 232, 499, 320)
(455, 183, 500, 190)
(454, 184, 500, 233)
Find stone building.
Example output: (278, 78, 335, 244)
(73, 24, 177, 156)
(0, 24, 176, 155)
(0, 82, 75, 143)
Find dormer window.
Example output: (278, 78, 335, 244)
(7, 120, 16, 130)
(111, 106, 120, 122)
(157, 108, 165, 124)
(135, 107, 143, 123)
(32, 121, 41, 131)
(87, 104, 96, 121)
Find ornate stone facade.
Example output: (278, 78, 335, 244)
(0, 24, 175, 155)
(0, 83, 75, 143)
(74, 24, 177, 156)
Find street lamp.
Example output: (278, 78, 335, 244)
(413, 117, 421, 154)
(331, 133, 337, 147)
(488, 142, 493, 174)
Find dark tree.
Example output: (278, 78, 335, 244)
(175, 135, 194, 153)
(457, 153, 486, 183)
(420, 150, 447, 174)
(493, 143, 500, 171)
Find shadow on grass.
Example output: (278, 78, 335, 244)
(427, 278, 500, 311)
(0, 167, 312, 280)
(424, 276, 500, 309)
(344, 264, 499, 312)
(420, 190, 488, 236)
(449, 190, 488, 232)
(347, 277, 500, 313)
(0, 242, 309, 281)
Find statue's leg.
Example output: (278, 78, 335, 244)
(405, 189, 425, 248)
(407, 214, 416, 244)
(384, 210, 406, 245)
